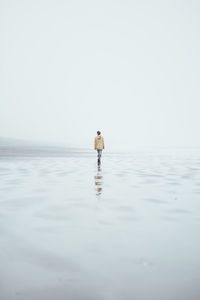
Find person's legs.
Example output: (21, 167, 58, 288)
(97, 150, 102, 164)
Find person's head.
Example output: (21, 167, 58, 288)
(97, 131, 101, 135)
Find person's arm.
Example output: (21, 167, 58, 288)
(102, 137, 104, 149)
(94, 137, 97, 150)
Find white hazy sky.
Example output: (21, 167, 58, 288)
(1, 0, 200, 150)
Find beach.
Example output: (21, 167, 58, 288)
(0, 147, 200, 300)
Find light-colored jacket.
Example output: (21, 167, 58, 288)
(94, 135, 104, 150)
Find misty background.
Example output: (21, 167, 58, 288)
(1, 0, 200, 150)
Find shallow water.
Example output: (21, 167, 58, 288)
(0, 149, 200, 300)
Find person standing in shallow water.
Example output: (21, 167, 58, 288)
(94, 131, 104, 165)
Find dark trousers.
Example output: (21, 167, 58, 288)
(97, 150, 102, 163)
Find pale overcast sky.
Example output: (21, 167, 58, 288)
(1, 0, 200, 150)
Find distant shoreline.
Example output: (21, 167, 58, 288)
(0, 137, 91, 157)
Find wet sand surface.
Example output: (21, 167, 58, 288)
(0, 149, 200, 300)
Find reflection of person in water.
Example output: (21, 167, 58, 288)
(94, 166, 103, 197)
(94, 131, 104, 165)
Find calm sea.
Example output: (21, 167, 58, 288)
(0, 148, 200, 300)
